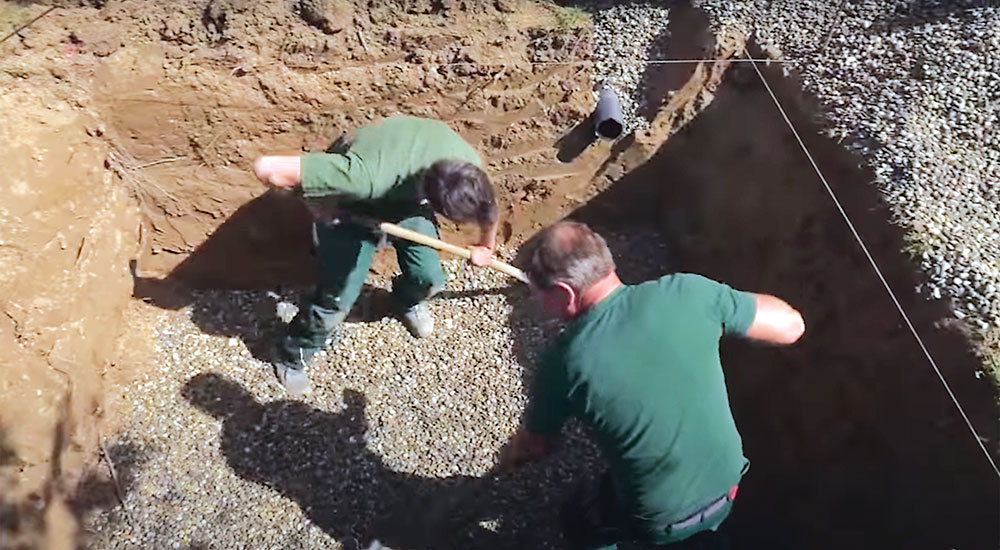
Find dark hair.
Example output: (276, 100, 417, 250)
(421, 159, 498, 225)
(515, 221, 615, 294)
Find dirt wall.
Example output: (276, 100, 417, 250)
(0, 1, 739, 547)
(0, 82, 141, 548)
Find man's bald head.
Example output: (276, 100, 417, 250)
(516, 221, 615, 295)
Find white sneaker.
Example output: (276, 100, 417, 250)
(273, 362, 311, 397)
(400, 301, 434, 338)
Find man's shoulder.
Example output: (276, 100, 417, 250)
(300, 152, 369, 200)
(644, 273, 731, 302)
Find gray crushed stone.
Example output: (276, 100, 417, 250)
(588, 2, 672, 133)
(692, 0, 1000, 330)
(83, 254, 612, 550)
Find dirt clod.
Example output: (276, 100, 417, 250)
(202, 0, 253, 40)
(297, 0, 350, 35)
(494, 0, 517, 13)
(70, 22, 122, 57)
(159, 13, 197, 45)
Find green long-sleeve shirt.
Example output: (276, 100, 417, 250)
(300, 116, 482, 217)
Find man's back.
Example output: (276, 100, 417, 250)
(301, 116, 481, 206)
(527, 273, 756, 527)
(352, 116, 481, 199)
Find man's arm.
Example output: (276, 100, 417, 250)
(255, 155, 347, 222)
(744, 293, 805, 345)
(501, 345, 571, 470)
(468, 218, 499, 267)
(497, 427, 555, 471)
(254, 156, 301, 189)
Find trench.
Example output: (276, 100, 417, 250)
(125, 64, 1000, 549)
(89, 10, 999, 550)
(567, 62, 1000, 548)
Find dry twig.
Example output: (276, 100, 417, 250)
(98, 428, 132, 523)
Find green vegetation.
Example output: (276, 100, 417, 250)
(545, 3, 590, 31)
(901, 231, 934, 262)
(978, 330, 1000, 409)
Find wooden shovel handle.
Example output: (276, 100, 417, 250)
(377, 222, 529, 283)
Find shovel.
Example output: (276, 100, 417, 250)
(372, 221, 529, 284)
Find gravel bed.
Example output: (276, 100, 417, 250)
(588, 2, 672, 133)
(83, 255, 606, 550)
(692, 0, 1000, 330)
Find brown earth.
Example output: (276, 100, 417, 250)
(0, 56, 144, 550)
(0, 1, 733, 547)
(3, 0, 996, 548)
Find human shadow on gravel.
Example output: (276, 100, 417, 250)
(130, 188, 313, 364)
(561, 61, 1000, 550)
(182, 373, 612, 549)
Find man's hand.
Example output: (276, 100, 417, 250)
(468, 245, 494, 267)
(469, 219, 499, 267)
(254, 156, 302, 189)
(497, 428, 552, 471)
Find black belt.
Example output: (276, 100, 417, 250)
(666, 485, 738, 533)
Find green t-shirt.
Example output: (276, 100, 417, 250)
(300, 116, 482, 215)
(525, 273, 757, 528)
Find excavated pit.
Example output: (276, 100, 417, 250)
(118, 62, 1000, 549)
(567, 62, 999, 548)
(2, 1, 998, 548)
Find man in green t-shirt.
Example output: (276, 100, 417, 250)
(254, 116, 499, 395)
(501, 221, 805, 549)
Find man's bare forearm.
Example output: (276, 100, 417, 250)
(745, 293, 805, 345)
(254, 156, 302, 189)
(478, 219, 498, 249)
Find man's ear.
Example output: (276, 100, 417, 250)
(553, 281, 578, 313)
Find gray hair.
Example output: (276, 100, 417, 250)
(516, 221, 615, 294)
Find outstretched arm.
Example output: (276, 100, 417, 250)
(253, 156, 302, 189)
(744, 293, 805, 345)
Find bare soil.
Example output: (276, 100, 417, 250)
(0, 1, 729, 547)
(0, 53, 143, 550)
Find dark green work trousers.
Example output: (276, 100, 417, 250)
(565, 472, 734, 550)
(277, 210, 446, 368)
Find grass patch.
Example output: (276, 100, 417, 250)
(978, 328, 1000, 407)
(544, 3, 590, 31)
(901, 231, 935, 261)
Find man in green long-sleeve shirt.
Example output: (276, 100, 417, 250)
(254, 116, 499, 395)
(502, 221, 805, 549)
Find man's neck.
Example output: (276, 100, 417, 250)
(578, 271, 624, 313)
